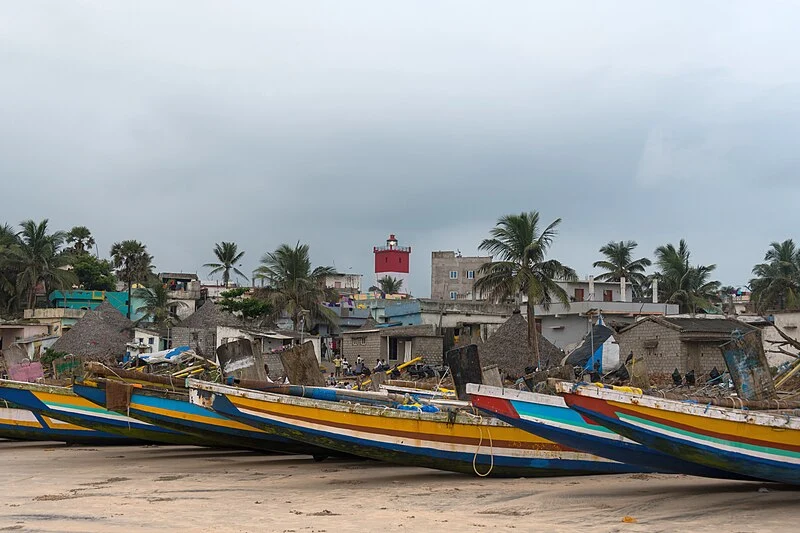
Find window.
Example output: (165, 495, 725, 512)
(352, 338, 358, 346)
(449, 271, 458, 279)
(449, 291, 458, 300)
(361, 338, 366, 346)
(334, 281, 342, 288)
(467, 270, 475, 279)
(137, 337, 143, 344)
(603, 290, 613, 302)
(574, 288, 584, 301)
(148, 338, 154, 345)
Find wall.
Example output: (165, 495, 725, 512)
(171, 327, 217, 360)
(341, 332, 382, 363)
(411, 336, 444, 365)
(617, 320, 685, 385)
(762, 312, 800, 366)
(0, 324, 51, 351)
(430, 251, 491, 300)
(133, 329, 161, 350)
(540, 314, 592, 351)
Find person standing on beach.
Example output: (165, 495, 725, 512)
(333, 356, 342, 377)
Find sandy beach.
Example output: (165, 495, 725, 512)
(1, 441, 797, 533)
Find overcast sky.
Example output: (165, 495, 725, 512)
(2, 1, 799, 295)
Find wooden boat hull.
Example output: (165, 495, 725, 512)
(0, 406, 132, 444)
(558, 382, 800, 485)
(72, 381, 332, 456)
(0, 379, 201, 446)
(188, 380, 647, 478)
(467, 384, 755, 480)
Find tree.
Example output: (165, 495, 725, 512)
(134, 282, 187, 327)
(253, 242, 337, 331)
(750, 239, 800, 313)
(203, 242, 247, 286)
(652, 239, 720, 314)
(65, 226, 95, 255)
(369, 275, 403, 294)
(474, 211, 577, 369)
(110, 240, 154, 318)
(592, 240, 651, 298)
(72, 254, 117, 292)
(0, 223, 20, 312)
(10, 219, 77, 309)
(218, 287, 272, 322)
(717, 285, 737, 315)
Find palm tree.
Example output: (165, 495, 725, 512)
(110, 240, 154, 318)
(65, 226, 95, 255)
(474, 211, 577, 369)
(652, 239, 720, 314)
(718, 285, 737, 315)
(0, 223, 20, 312)
(11, 219, 77, 309)
(134, 282, 187, 327)
(593, 240, 651, 298)
(253, 242, 337, 331)
(750, 239, 800, 312)
(203, 242, 247, 287)
(369, 275, 403, 294)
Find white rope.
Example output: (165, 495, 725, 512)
(465, 412, 494, 477)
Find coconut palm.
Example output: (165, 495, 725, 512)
(65, 226, 95, 255)
(369, 275, 403, 294)
(652, 239, 720, 314)
(750, 239, 800, 313)
(718, 285, 737, 315)
(11, 219, 77, 309)
(593, 240, 651, 298)
(110, 240, 154, 318)
(253, 242, 337, 331)
(0, 223, 20, 312)
(474, 211, 577, 369)
(203, 242, 247, 287)
(134, 282, 187, 327)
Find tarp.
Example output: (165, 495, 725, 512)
(136, 345, 193, 365)
(565, 317, 620, 374)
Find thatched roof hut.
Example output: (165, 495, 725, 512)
(479, 310, 564, 379)
(51, 301, 133, 361)
(177, 301, 240, 330)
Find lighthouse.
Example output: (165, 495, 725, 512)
(373, 234, 411, 290)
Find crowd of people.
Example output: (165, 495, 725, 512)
(331, 356, 391, 378)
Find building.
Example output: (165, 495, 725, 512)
(324, 272, 363, 295)
(753, 311, 800, 367)
(616, 316, 760, 386)
(159, 272, 201, 320)
(22, 308, 87, 336)
(48, 290, 148, 322)
(373, 234, 411, 289)
(50, 301, 134, 362)
(342, 323, 443, 366)
(171, 301, 241, 359)
(430, 251, 491, 300)
(0, 323, 52, 352)
(215, 325, 321, 378)
(200, 280, 239, 302)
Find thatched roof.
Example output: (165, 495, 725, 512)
(176, 301, 240, 330)
(357, 317, 377, 331)
(479, 311, 564, 379)
(51, 301, 133, 362)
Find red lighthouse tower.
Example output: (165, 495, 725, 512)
(373, 234, 411, 291)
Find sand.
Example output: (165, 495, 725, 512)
(1, 441, 797, 533)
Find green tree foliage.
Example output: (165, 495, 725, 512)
(134, 282, 186, 327)
(474, 211, 576, 368)
(218, 288, 272, 322)
(204, 241, 247, 286)
(65, 226, 95, 254)
(10, 219, 77, 309)
(0, 223, 19, 312)
(369, 275, 403, 294)
(592, 240, 651, 298)
(110, 240, 154, 318)
(652, 239, 720, 314)
(750, 239, 800, 313)
(253, 242, 337, 331)
(72, 254, 117, 291)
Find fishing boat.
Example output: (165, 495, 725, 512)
(0, 379, 205, 446)
(0, 404, 131, 444)
(557, 382, 800, 485)
(467, 384, 755, 480)
(72, 377, 337, 456)
(187, 379, 648, 477)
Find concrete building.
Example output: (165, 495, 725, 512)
(160, 272, 201, 320)
(0, 323, 51, 352)
(430, 251, 491, 301)
(342, 324, 444, 366)
(755, 311, 800, 367)
(324, 273, 363, 295)
(48, 290, 148, 322)
(22, 308, 87, 336)
(616, 316, 760, 386)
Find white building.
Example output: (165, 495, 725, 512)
(324, 272, 363, 294)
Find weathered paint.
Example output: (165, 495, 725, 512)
(0, 406, 130, 444)
(0, 379, 199, 445)
(468, 384, 752, 480)
(188, 379, 646, 478)
(73, 380, 326, 455)
(558, 382, 800, 485)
